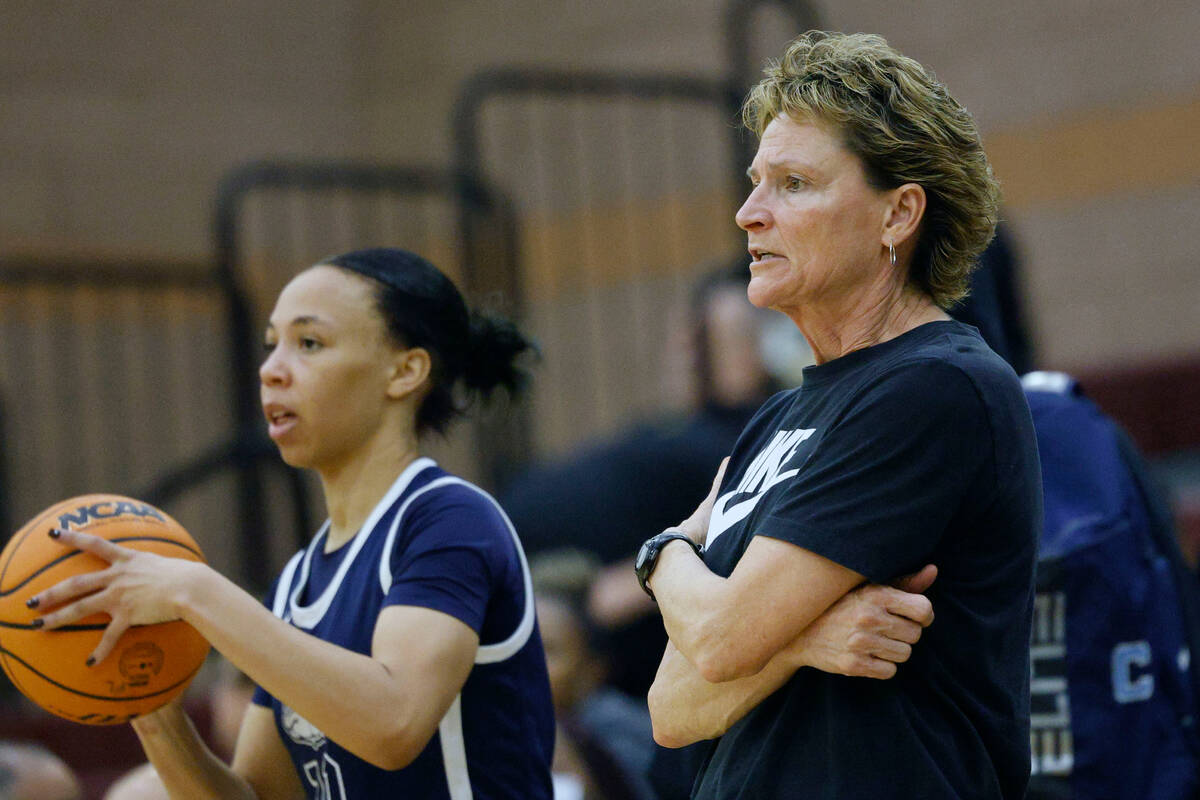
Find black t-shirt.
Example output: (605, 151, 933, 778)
(695, 320, 1041, 800)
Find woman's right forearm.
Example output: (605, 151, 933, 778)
(647, 639, 801, 748)
(131, 703, 258, 800)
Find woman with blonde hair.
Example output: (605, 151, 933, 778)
(642, 31, 1040, 799)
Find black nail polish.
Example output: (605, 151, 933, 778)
(85, 656, 96, 667)
(25, 597, 39, 609)
(48, 528, 61, 539)
(30, 618, 43, 629)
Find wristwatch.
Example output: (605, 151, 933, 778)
(634, 530, 702, 601)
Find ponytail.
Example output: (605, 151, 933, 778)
(462, 310, 536, 397)
(321, 247, 535, 435)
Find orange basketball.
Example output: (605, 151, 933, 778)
(0, 494, 211, 725)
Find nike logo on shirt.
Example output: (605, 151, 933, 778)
(707, 427, 815, 549)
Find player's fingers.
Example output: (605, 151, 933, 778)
(26, 567, 113, 610)
(35, 591, 112, 630)
(893, 563, 937, 594)
(89, 616, 130, 666)
(49, 528, 131, 564)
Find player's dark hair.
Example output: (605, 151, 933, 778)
(322, 247, 535, 435)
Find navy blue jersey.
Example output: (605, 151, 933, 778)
(252, 458, 555, 799)
(696, 321, 1041, 800)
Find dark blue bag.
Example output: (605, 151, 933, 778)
(1024, 371, 1200, 799)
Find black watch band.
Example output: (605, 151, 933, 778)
(634, 530, 702, 601)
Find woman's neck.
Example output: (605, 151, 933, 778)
(788, 282, 948, 365)
(318, 430, 422, 551)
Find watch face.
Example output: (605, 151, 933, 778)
(635, 540, 652, 572)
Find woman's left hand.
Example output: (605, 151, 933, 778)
(28, 528, 202, 667)
(675, 457, 729, 548)
(785, 565, 937, 679)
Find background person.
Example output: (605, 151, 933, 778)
(643, 31, 1040, 799)
(532, 549, 656, 800)
(30, 248, 554, 799)
(0, 741, 81, 800)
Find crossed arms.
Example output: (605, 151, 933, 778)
(646, 460, 936, 747)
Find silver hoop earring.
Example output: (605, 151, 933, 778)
(888, 243, 896, 267)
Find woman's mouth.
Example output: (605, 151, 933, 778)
(750, 247, 785, 265)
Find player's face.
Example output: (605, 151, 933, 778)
(736, 115, 892, 317)
(260, 266, 399, 472)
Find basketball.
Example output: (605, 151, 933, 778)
(0, 494, 211, 725)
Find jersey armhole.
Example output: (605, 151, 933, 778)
(377, 477, 537, 664)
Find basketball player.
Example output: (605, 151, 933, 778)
(29, 248, 554, 799)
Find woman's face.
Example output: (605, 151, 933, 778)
(259, 266, 400, 472)
(736, 115, 893, 317)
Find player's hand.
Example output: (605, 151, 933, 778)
(786, 564, 937, 679)
(675, 457, 729, 548)
(27, 528, 202, 667)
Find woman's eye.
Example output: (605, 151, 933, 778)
(299, 337, 321, 351)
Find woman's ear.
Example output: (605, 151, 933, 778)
(882, 182, 927, 252)
(387, 347, 432, 400)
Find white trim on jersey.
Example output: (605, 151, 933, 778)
(287, 457, 437, 630)
(473, 496, 536, 665)
(376, 476, 536, 664)
(271, 550, 305, 620)
(439, 695, 473, 800)
(369, 473, 538, 799)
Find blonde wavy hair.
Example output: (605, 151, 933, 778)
(743, 31, 1001, 308)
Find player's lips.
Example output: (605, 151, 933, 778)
(263, 403, 299, 439)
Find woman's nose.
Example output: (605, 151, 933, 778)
(735, 185, 769, 231)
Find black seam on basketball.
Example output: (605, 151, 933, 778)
(0, 642, 204, 702)
(0, 524, 46, 598)
(0, 643, 33, 700)
(0, 536, 202, 598)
